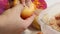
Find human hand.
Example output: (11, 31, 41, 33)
(0, 0, 35, 34)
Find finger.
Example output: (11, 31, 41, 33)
(3, 4, 23, 16)
(26, 0, 32, 7)
(26, 0, 31, 3)
(26, 14, 36, 22)
(14, 0, 20, 5)
(20, 0, 26, 6)
(11, 4, 23, 13)
(24, 14, 36, 28)
(11, 0, 23, 14)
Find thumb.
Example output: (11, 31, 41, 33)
(24, 14, 36, 27)
(26, 14, 36, 22)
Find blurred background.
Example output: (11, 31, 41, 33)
(23, 0, 60, 34)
